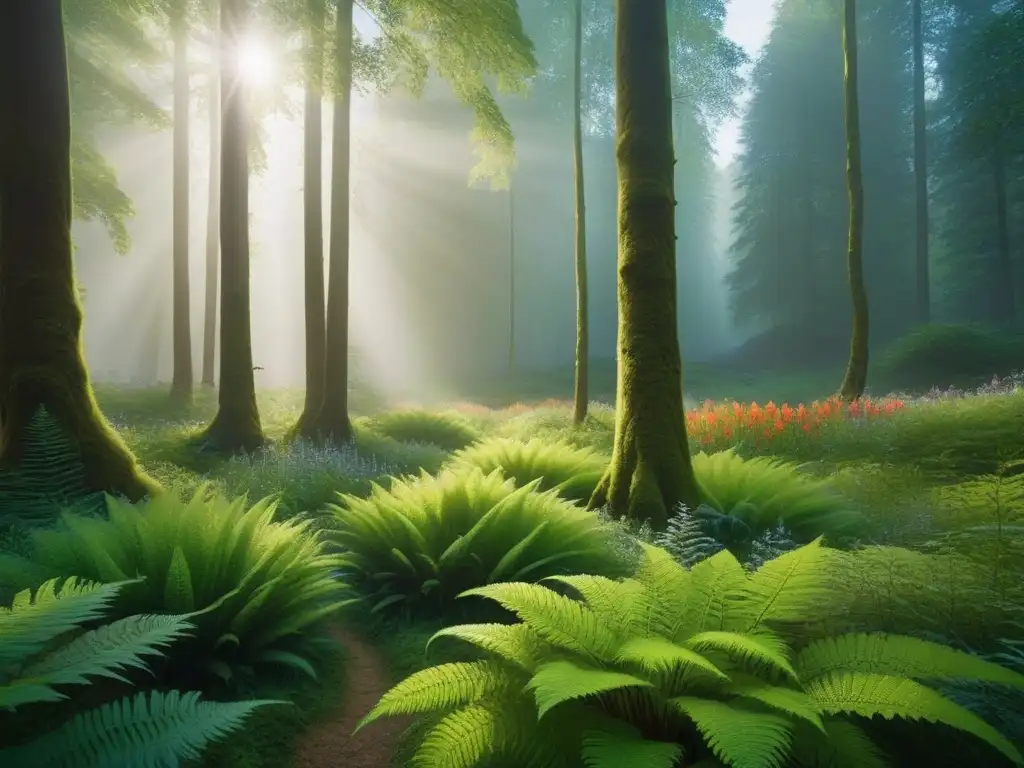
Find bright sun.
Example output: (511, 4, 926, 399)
(236, 38, 275, 88)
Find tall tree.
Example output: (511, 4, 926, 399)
(202, 61, 220, 387)
(839, 0, 869, 400)
(0, 0, 155, 498)
(201, 0, 264, 451)
(912, 0, 931, 323)
(293, 0, 328, 439)
(571, 0, 589, 425)
(587, 0, 700, 529)
(508, 178, 516, 374)
(169, 0, 194, 404)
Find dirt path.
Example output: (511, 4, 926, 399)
(291, 626, 410, 768)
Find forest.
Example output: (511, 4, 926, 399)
(0, 0, 1023, 766)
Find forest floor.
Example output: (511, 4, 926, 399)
(71, 365, 1024, 766)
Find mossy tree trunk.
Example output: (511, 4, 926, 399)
(586, 0, 700, 530)
(911, 0, 930, 325)
(202, 0, 264, 452)
(508, 180, 516, 374)
(169, 1, 194, 406)
(571, 0, 589, 426)
(838, 0, 869, 402)
(294, 0, 328, 440)
(202, 59, 221, 387)
(0, 0, 155, 499)
(307, 0, 354, 442)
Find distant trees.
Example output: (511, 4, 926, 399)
(571, 0, 589, 425)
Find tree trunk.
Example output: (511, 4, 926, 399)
(586, 0, 700, 530)
(294, 0, 327, 439)
(911, 0, 930, 325)
(839, 0, 869, 402)
(201, 0, 264, 452)
(991, 147, 1015, 327)
(508, 180, 516, 374)
(169, 9, 194, 405)
(308, 0, 354, 442)
(201, 60, 220, 387)
(0, 0, 155, 499)
(571, 0, 589, 426)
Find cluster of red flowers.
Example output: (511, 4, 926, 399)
(686, 395, 906, 448)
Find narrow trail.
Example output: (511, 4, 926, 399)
(291, 626, 410, 768)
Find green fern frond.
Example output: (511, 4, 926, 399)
(526, 659, 654, 718)
(725, 681, 824, 732)
(672, 549, 748, 637)
(163, 546, 195, 614)
(459, 582, 618, 661)
(357, 661, 524, 729)
(687, 631, 800, 683)
(788, 718, 890, 768)
(0, 690, 283, 768)
(614, 636, 728, 681)
(671, 697, 792, 768)
(411, 702, 514, 768)
(805, 671, 1024, 765)
(796, 633, 1024, 688)
(427, 623, 546, 669)
(580, 725, 683, 768)
(543, 575, 649, 631)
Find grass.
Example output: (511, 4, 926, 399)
(5, 360, 1023, 766)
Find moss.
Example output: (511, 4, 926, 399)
(587, 0, 700, 530)
(0, 0, 156, 501)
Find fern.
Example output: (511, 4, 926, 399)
(362, 540, 1024, 767)
(653, 505, 726, 567)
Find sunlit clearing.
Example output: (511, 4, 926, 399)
(237, 36, 275, 89)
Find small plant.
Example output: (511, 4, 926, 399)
(359, 540, 1024, 768)
(328, 467, 630, 618)
(366, 409, 482, 451)
(0, 577, 280, 767)
(0, 488, 354, 688)
(446, 437, 607, 503)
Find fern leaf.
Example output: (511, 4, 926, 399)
(670, 696, 792, 768)
(526, 659, 654, 718)
(163, 546, 195, 614)
(0, 690, 282, 768)
(687, 631, 800, 683)
(614, 636, 729, 681)
(253, 649, 318, 680)
(805, 671, 1024, 765)
(357, 661, 524, 729)
(796, 633, 1024, 688)
(787, 718, 889, 768)
(23, 613, 193, 687)
(581, 725, 683, 768)
(725, 681, 824, 732)
(411, 703, 516, 768)
(673, 549, 748, 637)
(427, 623, 545, 669)
(543, 575, 648, 631)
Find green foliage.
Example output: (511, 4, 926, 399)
(360, 540, 1024, 767)
(691, 450, 864, 543)
(367, 409, 482, 451)
(653, 505, 800, 568)
(328, 467, 630, 618)
(0, 577, 278, 767)
(446, 437, 607, 503)
(873, 324, 1024, 393)
(0, 488, 354, 688)
(0, 407, 108, 528)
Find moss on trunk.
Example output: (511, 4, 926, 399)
(586, 0, 700, 530)
(571, 0, 589, 427)
(294, 0, 328, 441)
(0, 0, 156, 500)
(305, 0, 354, 443)
(170, 9, 194, 406)
(202, 0, 264, 452)
(839, 0, 870, 402)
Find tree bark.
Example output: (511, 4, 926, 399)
(307, 0, 354, 442)
(201, 0, 264, 452)
(911, 0, 930, 325)
(571, 0, 589, 426)
(508, 180, 516, 374)
(586, 0, 700, 530)
(991, 147, 1015, 328)
(169, 6, 194, 405)
(839, 0, 869, 402)
(0, 0, 156, 499)
(201, 59, 220, 387)
(294, 0, 328, 440)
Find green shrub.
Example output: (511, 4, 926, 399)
(0, 488, 354, 689)
(366, 409, 482, 451)
(360, 540, 1024, 768)
(0, 577, 279, 768)
(328, 467, 630, 618)
(692, 449, 863, 543)
(873, 323, 1024, 393)
(446, 438, 607, 503)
